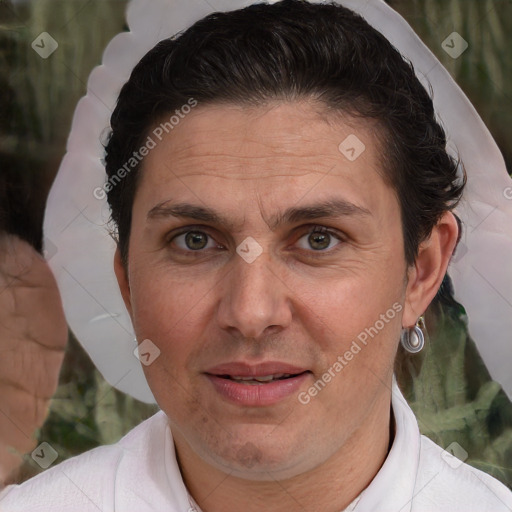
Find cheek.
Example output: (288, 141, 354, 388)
(128, 269, 214, 389)
(129, 270, 210, 414)
(130, 264, 209, 331)
(297, 265, 403, 382)
(299, 263, 401, 332)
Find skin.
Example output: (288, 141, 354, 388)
(114, 100, 458, 512)
(0, 233, 67, 486)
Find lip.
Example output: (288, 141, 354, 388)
(205, 361, 311, 406)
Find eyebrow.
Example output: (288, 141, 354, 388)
(147, 197, 371, 231)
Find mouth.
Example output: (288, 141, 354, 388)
(214, 372, 308, 385)
(204, 363, 311, 406)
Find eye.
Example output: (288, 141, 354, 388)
(171, 229, 222, 252)
(295, 226, 343, 252)
(167, 225, 344, 256)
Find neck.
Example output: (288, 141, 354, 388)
(173, 393, 393, 512)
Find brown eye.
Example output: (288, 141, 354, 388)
(296, 226, 343, 253)
(308, 231, 331, 250)
(170, 230, 218, 252)
(184, 231, 209, 250)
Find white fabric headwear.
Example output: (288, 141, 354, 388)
(43, 0, 512, 403)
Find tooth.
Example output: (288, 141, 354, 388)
(230, 378, 264, 385)
(228, 373, 296, 383)
(253, 375, 275, 382)
(230, 375, 277, 383)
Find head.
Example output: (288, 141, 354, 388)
(106, 0, 463, 480)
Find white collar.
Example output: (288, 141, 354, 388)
(355, 375, 420, 511)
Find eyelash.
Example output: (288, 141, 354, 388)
(166, 224, 345, 258)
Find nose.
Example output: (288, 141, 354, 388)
(216, 249, 292, 339)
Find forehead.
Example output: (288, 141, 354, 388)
(135, 100, 395, 224)
(144, 101, 383, 173)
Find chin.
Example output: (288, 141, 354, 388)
(213, 451, 306, 482)
(195, 428, 317, 481)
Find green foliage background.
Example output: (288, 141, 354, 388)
(1, 0, 511, 490)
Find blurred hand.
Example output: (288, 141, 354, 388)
(0, 234, 67, 486)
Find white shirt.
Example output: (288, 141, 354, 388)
(1, 376, 511, 511)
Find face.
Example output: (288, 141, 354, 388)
(116, 100, 419, 480)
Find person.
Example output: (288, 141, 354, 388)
(1, 0, 511, 510)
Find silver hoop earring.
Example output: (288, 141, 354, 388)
(400, 317, 425, 354)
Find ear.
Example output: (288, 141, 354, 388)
(402, 211, 459, 327)
(114, 246, 133, 320)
